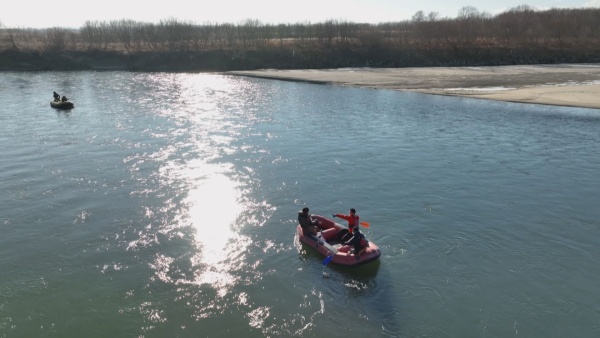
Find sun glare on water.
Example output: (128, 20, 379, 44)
(176, 74, 249, 293)
(184, 163, 246, 294)
(138, 73, 265, 301)
(187, 167, 242, 262)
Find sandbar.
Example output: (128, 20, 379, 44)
(228, 64, 600, 110)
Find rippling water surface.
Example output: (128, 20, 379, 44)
(1, 71, 600, 337)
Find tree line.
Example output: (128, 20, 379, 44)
(1, 6, 599, 70)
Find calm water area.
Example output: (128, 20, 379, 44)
(1, 71, 600, 337)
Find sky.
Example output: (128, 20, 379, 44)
(3, 0, 599, 29)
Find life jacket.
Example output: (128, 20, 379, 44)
(336, 213, 359, 233)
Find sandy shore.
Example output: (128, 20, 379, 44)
(228, 64, 600, 110)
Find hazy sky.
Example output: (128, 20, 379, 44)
(3, 0, 599, 29)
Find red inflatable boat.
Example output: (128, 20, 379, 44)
(297, 214, 381, 267)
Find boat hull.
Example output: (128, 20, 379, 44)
(50, 101, 74, 110)
(297, 214, 381, 267)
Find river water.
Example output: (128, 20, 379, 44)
(1, 71, 600, 337)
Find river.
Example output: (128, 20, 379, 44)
(1, 71, 599, 337)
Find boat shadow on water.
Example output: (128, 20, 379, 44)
(294, 215, 401, 334)
(299, 241, 401, 335)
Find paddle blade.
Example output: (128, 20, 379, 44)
(322, 255, 334, 265)
(360, 221, 370, 228)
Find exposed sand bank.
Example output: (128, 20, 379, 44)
(228, 64, 600, 109)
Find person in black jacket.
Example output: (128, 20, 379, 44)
(345, 227, 368, 255)
(53, 91, 60, 101)
(298, 207, 319, 236)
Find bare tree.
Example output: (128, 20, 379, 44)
(2, 8, 600, 69)
(496, 5, 538, 46)
(456, 6, 492, 45)
(412, 11, 440, 46)
(45, 27, 67, 51)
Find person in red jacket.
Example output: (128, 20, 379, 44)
(332, 208, 359, 242)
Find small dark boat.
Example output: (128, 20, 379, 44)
(50, 100, 74, 110)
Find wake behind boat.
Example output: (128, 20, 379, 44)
(297, 214, 381, 267)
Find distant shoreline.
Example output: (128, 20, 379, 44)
(227, 64, 600, 110)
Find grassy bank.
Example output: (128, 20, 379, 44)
(1, 46, 599, 72)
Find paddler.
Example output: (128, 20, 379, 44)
(332, 208, 359, 242)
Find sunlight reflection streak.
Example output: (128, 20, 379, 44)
(130, 73, 278, 321)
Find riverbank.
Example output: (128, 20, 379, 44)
(227, 64, 600, 109)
